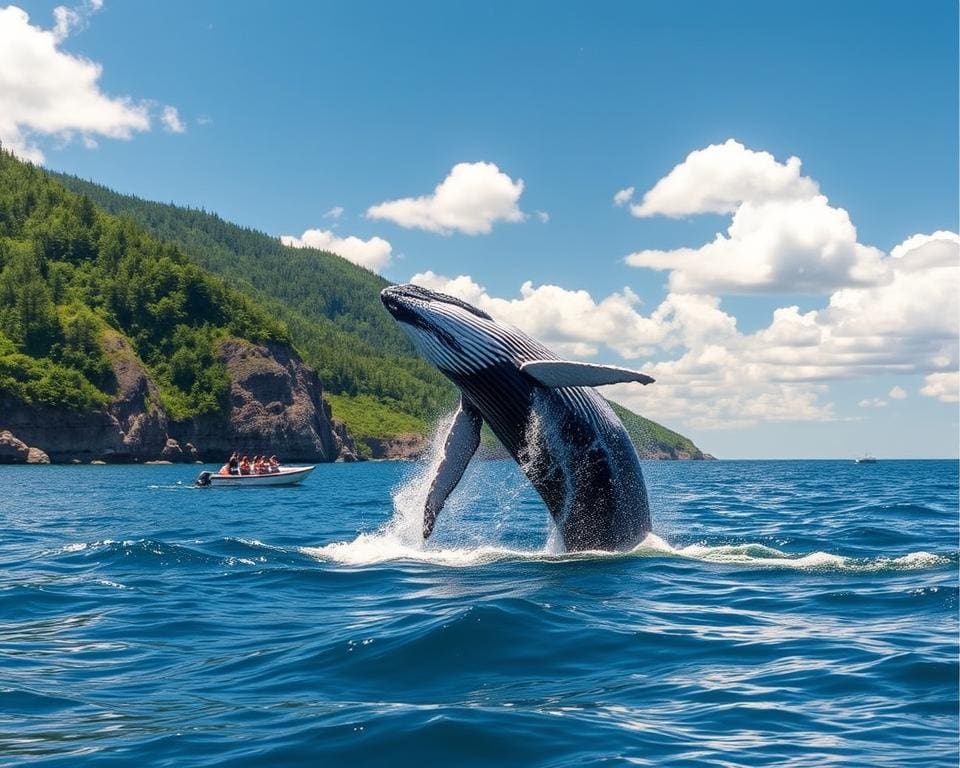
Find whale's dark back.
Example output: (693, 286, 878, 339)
(457, 366, 649, 549)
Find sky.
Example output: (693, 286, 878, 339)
(2, 0, 958, 458)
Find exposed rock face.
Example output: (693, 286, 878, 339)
(0, 336, 355, 464)
(0, 430, 30, 463)
(332, 420, 360, 462)
(101, 331, 169, 457)
(0, 431, 50, 464)
(27, 446, 50, 463)
(361, 433, 428, 460)
(174, 339, 348, 462)
(0, 334, 171, 463)
(0, 400, 123, 463)
(160, 438, 199, 462)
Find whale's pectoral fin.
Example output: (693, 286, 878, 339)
(520, 360, 655, 388)
(423, 397, 483, 540)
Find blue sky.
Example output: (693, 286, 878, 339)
(3, 0, 958, 458)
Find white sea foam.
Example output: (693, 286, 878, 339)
(95, 578, 128, 589)
(233, 537, 287, 552)
(60, 539, 116, 554)
(304, 528, 950, 572)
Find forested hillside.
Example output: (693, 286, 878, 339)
(608, 401, 713, 460)
(54, 173, 455, 439)
(0, 149, 287, 420)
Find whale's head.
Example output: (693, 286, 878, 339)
(381, 283, 504, 373)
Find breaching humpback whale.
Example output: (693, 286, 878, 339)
(381, 283, 655, 552)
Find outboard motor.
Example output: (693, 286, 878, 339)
(195, 471, 212, 487)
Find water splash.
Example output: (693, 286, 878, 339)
(306, 411, 463, 564)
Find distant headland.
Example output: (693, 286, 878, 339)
(0, 150, 712, 464)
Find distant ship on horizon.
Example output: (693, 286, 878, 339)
(855, 452, 878, 464)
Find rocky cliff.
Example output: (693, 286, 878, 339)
(174, 339, 356, 462)
(0, 430, 50, 463)
(0, 334, 356, 464)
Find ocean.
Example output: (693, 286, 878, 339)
(1, 456, 957, 767)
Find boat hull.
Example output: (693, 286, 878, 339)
(198, 466, 315, 487)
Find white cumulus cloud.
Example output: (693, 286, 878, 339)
(0, 4, 157, 163)
(920, 372, 959, 403)
(367, 161, 525, 235)
(888, 385, 907, 400)
(822, 231, 959, 350)
(52, 0, 102, 41)
(627, 194, 887, 294)
(613, 186, 634, 207)
(161, 105, 186, 133)
(281, 228, 393, 273)
(629, 139, 819, 218)
(623, 140, 892, 295)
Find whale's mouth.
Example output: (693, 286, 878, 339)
(380, 285, 422, 326)
(380, 285, 469, 356)
(380, 285, 406, 314)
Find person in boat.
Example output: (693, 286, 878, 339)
(269, 455, 280, 473)
(239, 456, 251, 475)
(254, 456, 265, 474)
(228, 451, 239, 475)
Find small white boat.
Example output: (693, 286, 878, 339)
(855, 453, 878, 464)
(195, 465, 315, 487)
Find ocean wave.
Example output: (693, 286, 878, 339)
(53, 538, 270, 570)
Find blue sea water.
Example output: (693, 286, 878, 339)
(0, 456, 956, 767)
